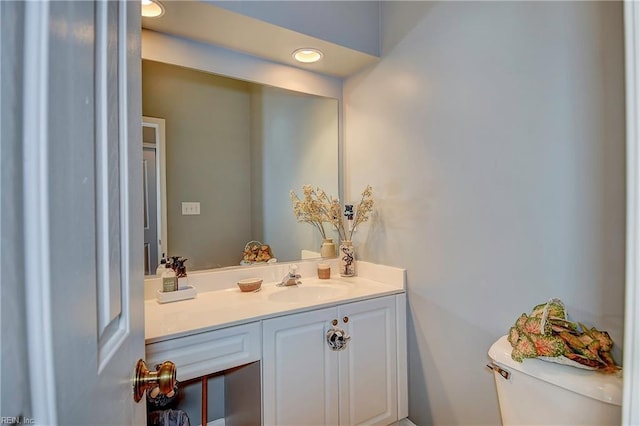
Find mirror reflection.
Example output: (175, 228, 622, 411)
(142, 60, 339, 275)
(142, 117, 167, 276)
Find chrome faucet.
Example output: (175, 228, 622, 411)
(280, 264, 302, 286)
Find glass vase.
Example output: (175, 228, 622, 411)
(339, 240, 356, 277)
(320, 238, 336, 258)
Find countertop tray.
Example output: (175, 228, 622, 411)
(156, 285, 197, 304)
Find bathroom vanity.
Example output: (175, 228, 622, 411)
(144, 260, 408, 426)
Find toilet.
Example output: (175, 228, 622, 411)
(488, 335, 622, 425)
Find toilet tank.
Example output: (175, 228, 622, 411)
(488, 335, 622, 426)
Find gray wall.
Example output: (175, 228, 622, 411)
(143, 60, 253, 270)
(343, 1, 626, 424)
(250, 86, 339, 261)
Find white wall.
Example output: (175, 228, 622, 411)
(344, 1, 625, 424)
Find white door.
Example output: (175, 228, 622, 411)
(262, 307, 340, 426)
(338, 297, 397, 426)
(20, 1, 146, 424)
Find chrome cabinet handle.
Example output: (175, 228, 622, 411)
(326, 326, 351, 351)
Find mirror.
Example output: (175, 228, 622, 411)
(142, 59, 339, 274)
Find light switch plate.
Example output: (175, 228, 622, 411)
(181, 202, 200, 215)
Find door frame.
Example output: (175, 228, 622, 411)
(142, 116, 168, 271)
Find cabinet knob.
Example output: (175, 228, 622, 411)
(332, 319, 338, 326)
(343, 316, 349, 323)
(326, 326, 351, 351)
(133, 359, 176, 403)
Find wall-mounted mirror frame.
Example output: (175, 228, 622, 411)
(141, 30, 344, 275)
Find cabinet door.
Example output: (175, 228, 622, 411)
(263, 307, 339, 426)
(338, 297, 397, 426)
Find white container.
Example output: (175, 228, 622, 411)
(178, 276, 189, 290)
(156, 285, 197, 304)
(488, 335, 622, 426)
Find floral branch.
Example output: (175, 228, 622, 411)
(346, 185, 374, 241)
(290, 184, 374, 243)
(290, 185, 328, 239)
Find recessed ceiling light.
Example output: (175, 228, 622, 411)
(292, 48, 323, 64)
(141, 0, 165, 18)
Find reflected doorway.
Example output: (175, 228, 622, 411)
(142, 116, 167, 275)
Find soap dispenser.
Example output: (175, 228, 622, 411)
(155, 253, 167, 277)
(161, 263, 177, 292)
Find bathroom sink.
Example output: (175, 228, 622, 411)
(267, 283, 348, 303)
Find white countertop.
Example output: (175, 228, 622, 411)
(144, 260, 406, 344)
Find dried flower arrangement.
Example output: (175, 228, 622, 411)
(290, 185, 332, 239)
(290, 184, 374, 242)
(334, 185, 374, 242)
(242, 241, 274, 263)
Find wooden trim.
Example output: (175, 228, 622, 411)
(624, 1, 640, 424)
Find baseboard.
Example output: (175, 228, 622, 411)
(209, 417, 412, 426)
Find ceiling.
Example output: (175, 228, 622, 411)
(141, 1, 379, 78)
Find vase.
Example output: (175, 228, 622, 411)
(320, 238, 336, 258)
(339, 240, 356, 277)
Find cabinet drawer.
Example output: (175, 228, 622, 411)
(146, 322, 261, 381)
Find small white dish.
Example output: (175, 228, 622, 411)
(237, 278, 263, 292)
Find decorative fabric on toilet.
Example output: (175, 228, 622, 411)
(507, 298, 620, 374)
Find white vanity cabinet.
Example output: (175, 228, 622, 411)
(337, 296, 399, 426)
(146, 321, 261, 382)
(262, 294, 404, 426)
(262, 306, 340, 425)
(145, 322, 263, 426)
(145, 261, 408, 425)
